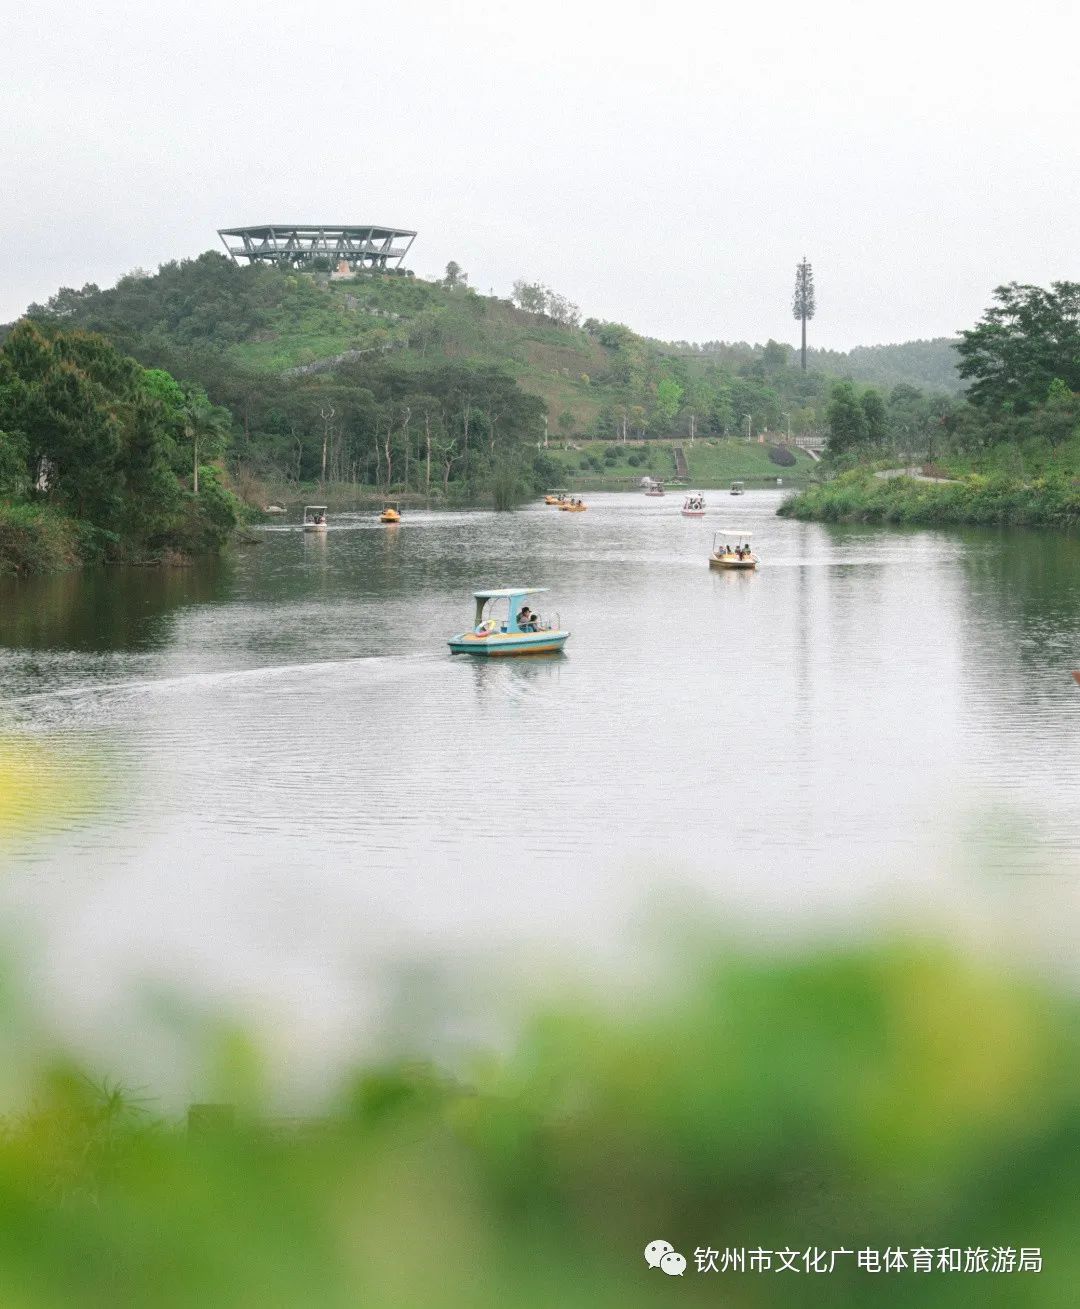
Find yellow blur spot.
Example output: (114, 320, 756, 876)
(0, 736, 99, 836)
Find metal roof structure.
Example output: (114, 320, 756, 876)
(218, 224, 416, 270)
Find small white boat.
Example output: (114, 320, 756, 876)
(682, 493, 705, 517)
(303, 504, 328, 532)
(644, 479, 666, 497)
(730, 481, 745, 496)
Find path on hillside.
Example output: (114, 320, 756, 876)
(875, 466, 962, 484)
(673, 446, 689, 478)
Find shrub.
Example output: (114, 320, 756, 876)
(778, 469, 1080, 527)
(769, 445, 797, 467)
(490, 467, 522, 510)
(0, 503, 82, 576)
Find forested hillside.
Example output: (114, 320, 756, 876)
(663, 337, 963, 395)
(17, 252, 957, 494)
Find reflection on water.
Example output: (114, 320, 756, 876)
(0, 494, 1078, 1084)
(0, 561, 231, 652)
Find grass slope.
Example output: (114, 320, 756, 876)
(542, 439, 814, 486)
(222, 276, 614, 429)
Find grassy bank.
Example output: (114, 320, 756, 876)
(0, 482, 244, 579)
(544, 439, 813, 487)
(780, 469, 1080, 528)
(0, 504, 86, 577)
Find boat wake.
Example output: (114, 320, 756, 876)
(3, 653, 442, 713)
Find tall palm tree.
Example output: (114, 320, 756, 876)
(181, 390, 229, 494)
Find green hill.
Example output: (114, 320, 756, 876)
(23, 254, 953, 452)
(23, 258, 626, 438)
(13, 253, 956, 510)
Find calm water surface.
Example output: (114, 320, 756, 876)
(1, 491, 1079, 1088)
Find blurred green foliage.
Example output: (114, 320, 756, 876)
(0, 941, 1076, 1306)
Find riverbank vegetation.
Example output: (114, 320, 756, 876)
(784, 282, 1080, 528)
(0, 321, 239, 576)
(780, 468, 1080, 527)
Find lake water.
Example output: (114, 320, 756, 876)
(2, 491, 1079, 1096)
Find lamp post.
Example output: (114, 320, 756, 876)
(781, 411, 792, 442)
(744, 414, 752, 442)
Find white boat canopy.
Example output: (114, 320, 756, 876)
(472, 587, 551, 629)
(473, 587, 548, 599)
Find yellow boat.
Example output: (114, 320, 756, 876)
(559, 498, 587, 512)
(709, 530, 758, 570)
(379, 504, 401, 523)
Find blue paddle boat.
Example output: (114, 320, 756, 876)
(448, 588, 570, 657)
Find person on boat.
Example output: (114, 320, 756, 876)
(518, 606, 536, 631)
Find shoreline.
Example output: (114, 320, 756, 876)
(779, 470, 1080, 530)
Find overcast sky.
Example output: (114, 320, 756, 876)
(4, 0, 1078, 348)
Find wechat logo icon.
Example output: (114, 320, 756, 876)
(645, 1240, 687, 1276)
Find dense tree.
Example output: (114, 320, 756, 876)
(442, 261, 468, 289)
(511, 280, 548, 314)
(1026, 378, 1079, 447)
(826, 381, 868, 453)
(861, 388, 887, 444)
(180, 386, 231, 494)
(0, 428, 27, 496)
(760, 339, 790, 374)
(654, 377, 683, 432)
(0, 321, 236, 554)
(957, 281, 1080, 412)
(545, 291, 580, 328)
